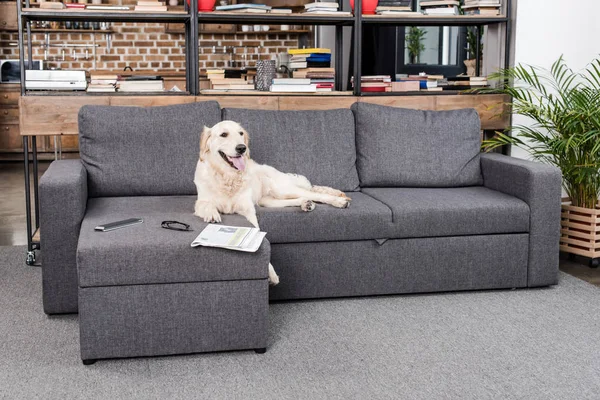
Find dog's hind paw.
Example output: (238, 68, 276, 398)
(301, 200, 316, 212)
(331, 197, 350, 209)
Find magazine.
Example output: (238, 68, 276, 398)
(191, 224, 266, 252)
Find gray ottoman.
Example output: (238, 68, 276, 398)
(76, 196, 270, 364)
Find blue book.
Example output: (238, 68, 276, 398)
(215, 4, 272, 10)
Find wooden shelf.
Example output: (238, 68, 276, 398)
(200, 90, 353, 96)
(362, 14, 508, 26)
(2, 28, 115, 33)
(235, 30, 311, 34)
(21, 8, 190, 23)
(198, 12, 354, 26)
(24, 91, 191, 96)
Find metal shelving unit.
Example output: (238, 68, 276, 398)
(16, 0, 199, 264)
(16, 0, 512, 265)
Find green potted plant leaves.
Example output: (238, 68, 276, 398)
(406, 27, 427, 65)
(483, 56, 600, 267)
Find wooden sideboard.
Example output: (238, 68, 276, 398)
(19, 94, 510, 138)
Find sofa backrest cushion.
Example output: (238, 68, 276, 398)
(79, 101, 221, 197)
(352, 102, 483, 187)
(222, 108, 360, 191)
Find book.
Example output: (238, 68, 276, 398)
(289, 48, 331, 55)
(464, 9, 501, 15)
(304, 2, 340, 8)
(211, 84, 255, 90)
(289, 62, 308, 69)
(391, 81, 420, 92)
(65, 3, 86, 8)
(419, 0, 460, 6)
(423, 6, 458, 14)
(270, 84, 317, 92)
(215, 4, 271, 11)
(134, 5, 168, 11)
(209, 78, 248, 85)
(377, 11, 423, 15)
(270, 8, 293, 14)
(40, 2, 66, 9)
(376, 6, 411, 11)
(272, 78, 312, 85)
(191, 224, 266, 253)
(303, 10, 352, 15)
(137, 0, 166, 5)
(87, 5, 132, 10)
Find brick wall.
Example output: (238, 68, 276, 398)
(0, 2, 312, 72)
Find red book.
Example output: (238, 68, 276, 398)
(360, 86, 387, 92)
(316, 83, 334, 89)
(65, 3, 86, 8)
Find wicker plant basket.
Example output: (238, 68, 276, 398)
(560, 198, 600, 267)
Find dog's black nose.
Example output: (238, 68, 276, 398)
(235, 144, 247, 154)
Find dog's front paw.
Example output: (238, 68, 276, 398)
(331, 197, 350, 209)
(301, 199, 316, 212)
(194, 204, 222, 223)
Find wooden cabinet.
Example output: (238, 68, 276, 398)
(0, 2, 18, 31)
(0, 84, 50, 158)
(0, 84, 22, 153)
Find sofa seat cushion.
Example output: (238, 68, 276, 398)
(352, 102, 483, 187)
(222, 107, 360, 192)
(362, 187, 530, 238)
(79, 101, 221, 197)
(256, 192, 393, 244)
(77, 196, 270, 288)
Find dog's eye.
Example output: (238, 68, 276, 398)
(220, 132, 228, 138)
(239, 131, 244, 136)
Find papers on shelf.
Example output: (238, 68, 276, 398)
(191, 224, 266, 252)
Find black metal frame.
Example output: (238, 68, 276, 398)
(15, 0, 513, 264)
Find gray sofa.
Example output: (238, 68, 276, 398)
(40, 100, 562, 317)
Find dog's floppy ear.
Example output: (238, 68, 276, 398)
(199, 126, 211, 161)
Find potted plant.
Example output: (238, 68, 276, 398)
(464, 26, 483, 76)
(406, 27, 426, 64)
(483, 56, 600, 267)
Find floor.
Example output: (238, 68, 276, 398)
(1, 160, 599, 286)
(2, 243, 600, 399)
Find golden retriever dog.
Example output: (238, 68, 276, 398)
(193, 120, 351, 285)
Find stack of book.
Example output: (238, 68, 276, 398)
(270, 78, 317, 93)
(419, 0, 460, 15)
(87, 73, 117, 93)
(375, 0, 421, 15)
(469, 76, 488, 86)
(206, 69, 254, 90)
(352, 75, 392, 92)
(289, 48, 335, 89)
(462, 0, 502, 15)
(303, 1, 352, 15)
(394, 73, 444, 91)
(444, 76, 489, 90)
(118, 76, 164, 92)
(134, 0, 167, 12)
(215, 4, 271, 13)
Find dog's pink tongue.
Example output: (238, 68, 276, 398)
(230, 156, 246, 171)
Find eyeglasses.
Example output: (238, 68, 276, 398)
(161, 221, 193, 232)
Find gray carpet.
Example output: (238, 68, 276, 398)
(2, 246, 600, 400)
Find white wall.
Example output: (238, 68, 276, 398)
(511, 0, 600, 159)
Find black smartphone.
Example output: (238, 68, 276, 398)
(94, 218, 143, 232)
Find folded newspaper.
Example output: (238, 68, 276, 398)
(191, 224, 266, 252)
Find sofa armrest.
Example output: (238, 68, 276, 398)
(480, 153, 562, 287)
(39, 160, 88, 314)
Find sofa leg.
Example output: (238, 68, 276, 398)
(254, 348, 267, 354)
(590, 258, 599, 269)
(82, 359, 97, 366)
(568, 253, 576, 261)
